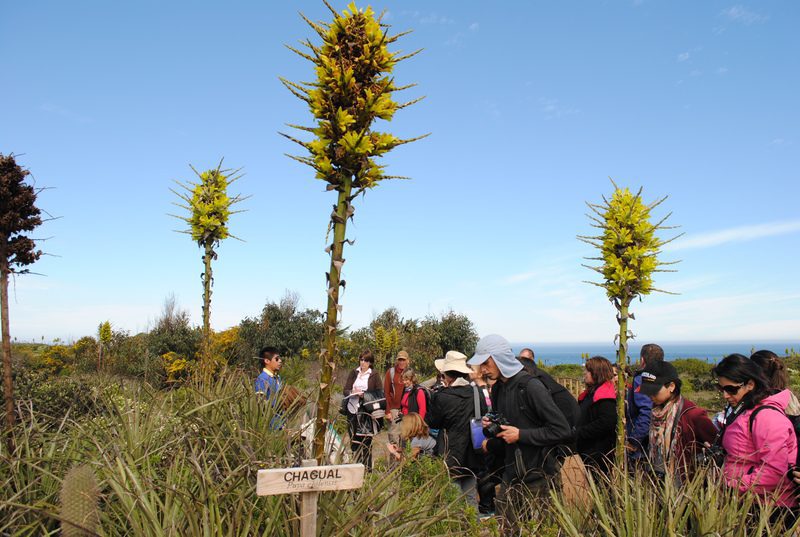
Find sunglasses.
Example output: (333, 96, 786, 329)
(716, 383, 744, 395)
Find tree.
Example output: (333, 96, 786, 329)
(171, 161, 245, 374)
(0, 154, 43, 453)
(282, 2, 425, 461)
(238, 293, 325, 363)
(579, 180, 680, 468)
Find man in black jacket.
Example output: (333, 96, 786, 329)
(468, 335, 572, 528)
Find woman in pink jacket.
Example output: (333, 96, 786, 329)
(712, 354, 797, 516)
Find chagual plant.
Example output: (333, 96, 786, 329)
(171, 161, 245, 374)
(282, 2, 425, 461)
(578, 181, 680, 466)
(97, 321, 111, 370)
(0, 154, 43, 453)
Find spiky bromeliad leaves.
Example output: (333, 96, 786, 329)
(282, 1, 425, 462)
(578, 180, 681, 468)
(171, 162, 245, 374)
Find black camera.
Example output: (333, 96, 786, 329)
(482, 411, 510, 438)
(696, 444, 726, 468)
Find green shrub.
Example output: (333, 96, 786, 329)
(671, 358, 713, 377)
(546, 364, 584, 378)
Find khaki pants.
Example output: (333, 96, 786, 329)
(387, 408, 401, 445)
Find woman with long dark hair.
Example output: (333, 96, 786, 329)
(342, 349, 382, 468)
(751, 349, 800, 415)
(575, 356, 617, 473)
(713, 353, 797, 513)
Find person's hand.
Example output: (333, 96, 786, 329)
(481, 417, 491, 428)
(792, 469, 800, 486)
(496, 425, 520, 444)
(481, 438, 489, 453)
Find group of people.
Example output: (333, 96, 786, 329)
(256, 338, 800, 528)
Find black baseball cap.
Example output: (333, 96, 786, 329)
(638, 361, 679, 397)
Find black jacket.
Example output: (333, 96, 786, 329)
(489, 371, 573, 484)
(576, 383, 617, 471)
(426, 383, 487, 478)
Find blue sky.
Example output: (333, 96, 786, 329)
(2, 1, 798, 345)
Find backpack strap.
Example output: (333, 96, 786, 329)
(389, 367, 395, 395)
(748, 404, 784, 433)
(471, 384, 481, 420)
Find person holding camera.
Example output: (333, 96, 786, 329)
(342, 350, 382, 468)
(637, 361, 716, 485)
(467, 335, 572, 527)
(425, 350, 488, 511)
(713, 354, 797, 514)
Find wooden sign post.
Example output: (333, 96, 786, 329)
(257, 460, 365, 537)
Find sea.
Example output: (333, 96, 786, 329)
(511, 341, 800, 366)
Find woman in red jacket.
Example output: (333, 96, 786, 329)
(576, 356, 617, 474)
(638, 361, 717, 485)
(400, 368, 428, 420)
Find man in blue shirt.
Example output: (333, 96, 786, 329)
(255, 346, 283, 400)
(626, 343, 663, 464)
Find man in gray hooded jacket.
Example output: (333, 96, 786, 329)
(468, 334, 572, 525)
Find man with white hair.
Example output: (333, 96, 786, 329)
(468, 334, 572, 527)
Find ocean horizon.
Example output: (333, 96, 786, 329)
(511, 341, 800, 366)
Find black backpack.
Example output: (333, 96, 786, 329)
(524, 370, 579, 430)
(748, 405, 800, 466)
(407, 385, 431, 415)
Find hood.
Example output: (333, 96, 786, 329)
(762, 388, 792, 410)
(591, 380, 616, 403)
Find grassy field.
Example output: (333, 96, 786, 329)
(3, 351, 800, 535)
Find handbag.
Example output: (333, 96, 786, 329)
(469, 385, 486, 451)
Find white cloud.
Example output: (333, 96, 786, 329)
(665, 220, 800, 251)
(721, 5, 768, 25)
(469, 22, 479, 31)
(716, 67, 729, 75)
(539, 98, 579, 120)
(419, 12, 455, 25)
(677, 52, 690, 62)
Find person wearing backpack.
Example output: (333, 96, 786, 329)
(713, 354, 798, 518)
(468, 335, 572, 532)
(384, 350, 410, 445)
(518, 347, 579, 441)
(399, 368, 428, 420)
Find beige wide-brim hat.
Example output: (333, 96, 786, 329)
(434, 350, 473, 375)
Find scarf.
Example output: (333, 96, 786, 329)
(648, 396, 683, 476)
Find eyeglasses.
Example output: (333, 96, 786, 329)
(716, 383, 744, 395)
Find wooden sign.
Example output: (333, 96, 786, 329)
(257, 463, 365, 496)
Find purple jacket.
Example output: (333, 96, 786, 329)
(722, 389, 798, 507)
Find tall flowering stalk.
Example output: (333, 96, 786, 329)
(282, 1, 424, 461)
(579, 181, 680, 467)
(171, 161, 245, 374)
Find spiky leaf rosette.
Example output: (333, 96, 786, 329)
(282, 2, 424, 193)
(579, 182, 680, 306)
